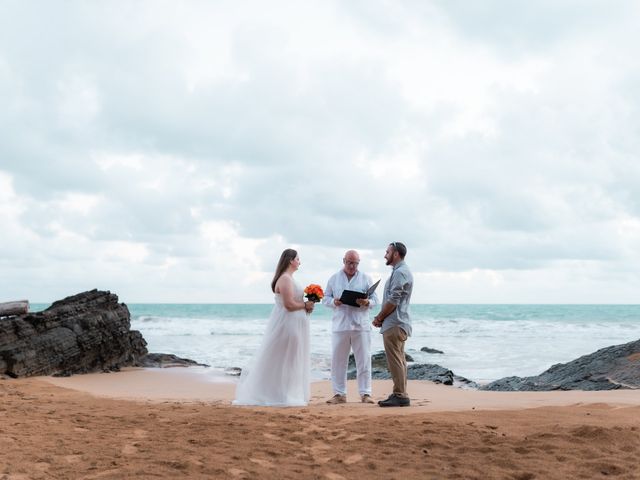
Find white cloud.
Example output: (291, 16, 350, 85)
(0, 1, 639, 303)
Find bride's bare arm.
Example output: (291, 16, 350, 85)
(277, 275, 311, 312)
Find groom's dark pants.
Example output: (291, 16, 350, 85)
(383, 326, 409, 398)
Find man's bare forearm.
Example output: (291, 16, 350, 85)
(372, 302, 397, 327)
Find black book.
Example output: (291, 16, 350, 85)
(339, 279, 381, 307)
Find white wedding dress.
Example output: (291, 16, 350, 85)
(233, 283, 310, 406)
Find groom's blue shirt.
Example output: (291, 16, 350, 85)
(380, 260, 413, 336)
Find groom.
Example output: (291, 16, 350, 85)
(372, 242, 413, 407)
(322, 250, 379, 404)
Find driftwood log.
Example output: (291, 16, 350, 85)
(0, 300, 29, 317)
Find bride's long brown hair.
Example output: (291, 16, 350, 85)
(271, 248, 298, 293)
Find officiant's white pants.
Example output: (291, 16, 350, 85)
(331, 330, 371, 396)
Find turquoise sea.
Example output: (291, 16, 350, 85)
(112, 303, 640, 384)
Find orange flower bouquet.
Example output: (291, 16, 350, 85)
(304, 284, 324, 303)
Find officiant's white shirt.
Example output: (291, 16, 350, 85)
(322, 271, 379, 332)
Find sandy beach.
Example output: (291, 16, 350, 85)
(1, 369, 639, 479)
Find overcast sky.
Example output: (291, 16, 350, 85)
(1, 1, 639, 303)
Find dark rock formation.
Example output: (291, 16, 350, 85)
(421, 346, 444, 354)
(135, 353, 209, 368)
(407, 364, 477, 388)
(368, 363, 477, 388)
(0, 290, 148, 377)
(481, 339, 640, 391)
(347, 351, 413, 372)
(346, 350, 476, 388)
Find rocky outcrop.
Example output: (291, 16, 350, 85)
(421, 346, 444, 354)
(347, 350, 477, 388)
(481, 339, 640, 391)
(367, 362, 477, 388)
(347, 351, 414, 371)
(0, 290, 148, 377)
(135, 353, 209, 368)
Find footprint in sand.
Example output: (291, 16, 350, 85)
(228, 468, 248, 477)
(64, 455, 83, 464)
(121, 444, 138, 455)
(133, 429, 148, 439)
(306, 441, 331, 456)
(344, 454, 363, 465)
(330, 430, 349, 440)
(263, 431, 299, 446)
(249, 457, 275, 468)
(306, 442, 332, 464)
(33, 462, 50, 472)
(325, 473, 346, 480)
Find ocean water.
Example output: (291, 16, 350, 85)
(116, 304, 640, 384)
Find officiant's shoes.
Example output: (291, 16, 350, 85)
(361, 394, 375, 404)
(378, 394, 410, 407)
(326, 394, 347, 404)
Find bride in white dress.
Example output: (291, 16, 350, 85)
(233, 249, 315, 407)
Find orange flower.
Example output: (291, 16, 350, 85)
(304, 284, 324, 302)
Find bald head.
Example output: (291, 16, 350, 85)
(342, 250, 360, 278)
(344, 250, 359, 261)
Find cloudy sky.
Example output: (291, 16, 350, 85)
(1, 1, 639, 303)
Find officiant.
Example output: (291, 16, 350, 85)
(322, 250, 379, 404)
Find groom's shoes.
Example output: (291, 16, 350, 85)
(326, 394, 347, 404)
(378, 394, 410, 407)
(361, 394, 375, 404)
